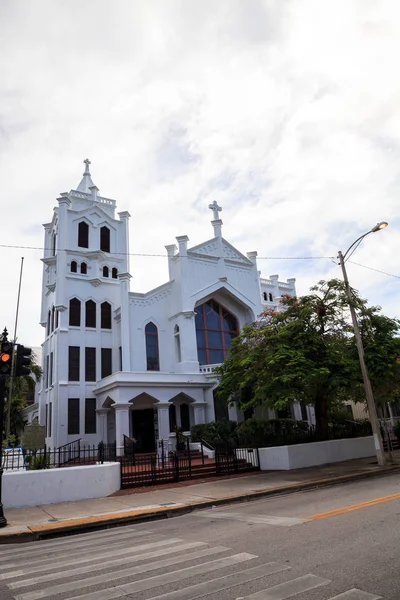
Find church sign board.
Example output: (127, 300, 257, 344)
(21, 423, 46, 451)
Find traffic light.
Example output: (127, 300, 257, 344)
(15, 344, 32, 376)
(0, 339, 13, 376)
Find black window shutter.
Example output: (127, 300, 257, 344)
(68, 346, 80, 381)
(85, 347, 96, 381)
(101, 348, 112, 378)
(85, 398, 97, 434)
(68, 398, 80, 435)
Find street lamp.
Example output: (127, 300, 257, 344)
(338, 222, 388, 467)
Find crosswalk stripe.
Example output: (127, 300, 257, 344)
(0, 528, 153, 563)
(0, 533, 170, 572)
(196, 512, 306, 526)
(146, 562, 291, 600)
(61, 552, 258, 600)
(245, 574, 331, 598)
(8, 541, 206, 589)
(13, 545, 235, 600)
(327, 590, 382, 599)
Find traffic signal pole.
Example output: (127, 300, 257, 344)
(0, 375, 7, 527)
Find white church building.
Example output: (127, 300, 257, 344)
(38, 159, 298, 455)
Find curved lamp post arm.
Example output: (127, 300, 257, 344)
(342, 222, 387, 261)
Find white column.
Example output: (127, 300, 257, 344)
(157, 403, 170, 441)
(96, 408, 110, 443)
(119, 273, 132, 371)
(157, 403, 171, 459)
(193, 403, 206, 425)
(55, 195, 71, 310)
(114, 404, 131, 456)
(204, 388, 215, 422)
(228, 402, 239, 422)
(292, 401, 303, 421)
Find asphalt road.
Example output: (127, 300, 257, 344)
(1, 472, 400, 599)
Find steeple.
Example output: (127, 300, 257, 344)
(208, 200, 223, 237)
(76, 158, 95, 193)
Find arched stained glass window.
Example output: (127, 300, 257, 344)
(145, 322, 159, 371)
(100, 226, 110, 252)
(101, 302, 112, 329)
(69, 298, 81, 327)
(71, 261, 77, 273)
(102, 266, 109, 278)
(78, 222, 89, 248)
(80, 262, 87, 274)
(194, 299, 238, 365)
(85, 300, 96, 328)
(174, 325, 181, 362)
(112, 267, 118, 279)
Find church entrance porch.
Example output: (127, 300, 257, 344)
(131, 409, 156, 453)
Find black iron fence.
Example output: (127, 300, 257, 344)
(1, 441, 117, 471)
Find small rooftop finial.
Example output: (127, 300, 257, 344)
(83, 158, 91, 175)
(77, 158, 95, 193)
(208, 200, 222, 221)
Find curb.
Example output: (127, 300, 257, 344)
(2, 464, 400, 544)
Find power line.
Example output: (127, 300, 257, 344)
(0, 243, 334, 261)
(348, 260, 400, 280)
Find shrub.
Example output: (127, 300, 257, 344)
(29, 453, 50, 470)
(191, 421, 238, 447)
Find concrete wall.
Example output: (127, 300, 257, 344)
(259, 436, 375, 471)
(3, 463, 120, 509)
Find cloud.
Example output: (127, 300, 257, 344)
(0, 0, 399, 347)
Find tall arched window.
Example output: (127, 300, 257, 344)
(51, 306, 55, 333)
(85, 300, 96, 328)
(71, 261, 77, 273)
(47, 310, 51, 336)
(78, 222, 89, 248)
(174, 325, 181, 362)
(263, 292, 267, 301)
(269, 293, 273, 302)
(101, 301, 112, 329)
(52, 232, 57, 256)
(69, 298, 81, 327)
(112, 267, 118, 279)
(100, 226, 110, 252)
(145, 322, 159, 371)
(80, 262, 87, 274)
(194, 299, 238, 365)
(102, 266, 109, 278)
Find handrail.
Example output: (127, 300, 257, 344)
(57, 438, 81, 451)
(200, 438, 215, 451)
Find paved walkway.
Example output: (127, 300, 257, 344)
(2, 455, 400, 543)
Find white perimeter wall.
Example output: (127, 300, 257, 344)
(259, 436, 375, 471)
(3, 463, 120, 509)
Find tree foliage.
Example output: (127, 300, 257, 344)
(216, 279, 400, 434)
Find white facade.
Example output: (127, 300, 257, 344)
(38, 160, 296, 455)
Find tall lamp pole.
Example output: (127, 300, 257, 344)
(338, 221, 388, 467)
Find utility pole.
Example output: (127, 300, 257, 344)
(338, 251, 386, 466)
(0, 328, 11, 528)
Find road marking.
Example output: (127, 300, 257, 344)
(60, 553, 258, 600)
(306, 491, 400, 520)
(13, 546, 234, 600)
(196, 511, 306, 526)
(0, 528, 155, 564)
(0, 534, 174, 572)
(245, 574, 331, 598)
(8, 541, 206, 589)
(146, 562, 291, 600)
(327, 590, 382, 599)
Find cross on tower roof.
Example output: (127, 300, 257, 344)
(83, 158, 91, 175)
(208, 200, 222, 221)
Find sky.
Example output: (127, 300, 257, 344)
(1, 0, 399, 348)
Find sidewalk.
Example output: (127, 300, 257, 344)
(2, 456, 400, 543)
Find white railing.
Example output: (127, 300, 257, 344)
(199, 364, 221, 374)
(98, 196, 116, 207)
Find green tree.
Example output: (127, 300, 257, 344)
(2, 351, 42, 444)
(216, 279, 400, 435)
